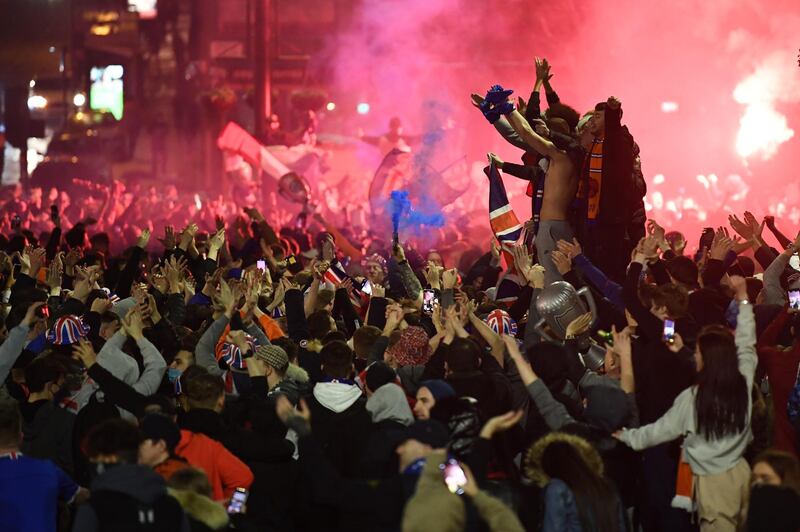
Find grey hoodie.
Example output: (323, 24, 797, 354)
(66, 330, 167, 415)
(366, 383, 414, 426)
(72, 464, 190, 532)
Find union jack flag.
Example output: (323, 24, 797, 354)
(322, 260, 369, 318)
(219, 334, 257, 370)
(487, 162, 525, 302)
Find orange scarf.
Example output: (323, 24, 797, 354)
(586, 137, 604, 220)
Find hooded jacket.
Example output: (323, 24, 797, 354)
(366, 383, 415, 426)
(174, 430, 254, 501)
(20, 399, 76, 476)
(308, 381, 372, 477)
(523, 433, 626, 532)
(72, 463, 189, 532)
(361, 384, 415, 479)
(168, 488, 230, 532)
(402, 450, 525, 532)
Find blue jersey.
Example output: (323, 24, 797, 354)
(0, 452, 79, 532)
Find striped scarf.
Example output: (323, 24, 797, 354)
(586, 137, 604, 221)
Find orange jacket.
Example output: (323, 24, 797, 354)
(175, 430, 254, 501)
(153, 456, 190, 481)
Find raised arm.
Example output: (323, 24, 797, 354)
(730, 276, 757, 388)
(0, 304, 40, 384)
(506, 109, 560, 159)
(763, 248, 794, 305)
(616, 387, 692, 450)
(195, 316, 231, 377)
(504, 336, 575, 431)
(764, 216, 793, 250)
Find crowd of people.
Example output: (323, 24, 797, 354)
(2, 56, 800, 532)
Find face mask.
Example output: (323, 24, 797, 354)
(167, 367, 182, 383)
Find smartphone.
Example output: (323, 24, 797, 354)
(663, 319, 676, 344)
(36, 304, 50, 319)
(227, 487, 248, 514)
(50, 204, 59, 219)
(789, 290, 800, 311)
(440, 458, 467, 495)
(11, 215, 21, 230)
(256, 260, 267, 272)
(422, 289, 437, 314)
(361, 279, 372, 295)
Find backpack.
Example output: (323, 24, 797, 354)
(787, 364, 800, 425)
(89, 490, 184, 532)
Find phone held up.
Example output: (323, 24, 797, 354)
(422, 289, 438, 315)
(789, 289, 800, 311)
(227, 487, 248, 514)
(662, 319, 676, 344)
(440, 458, 467, 495)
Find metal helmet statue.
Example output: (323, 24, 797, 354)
(534, 281, 598, 344)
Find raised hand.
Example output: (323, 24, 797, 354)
(442, 269, 458, 290)
(27, 247, 46, 278)
(423, 262, 443, 289)
(470, 93, 486, 108)
(226, 329, 250, 351)
(164, 256, 187, 293)
(64, 247, 83, 275)
(611, 325, 633, 359)
(743, 211, 763, 239)
(159, 225, 176, 250)
(321, 234, 336, 261)
(709, 227, 734, 260)
(136, 229, 151, 249)
(565, 312, 593, 338)
(145, 293, 162, 324)
(641, 235, 660, 261)
(384, 304, 405, 334)
(22, 302, 45, 327)
(487, 152, 504, 169)
(556, 238, 583, 260)
(121, 307, 145, 340)
(179, 223, 198, 251)
(728, 214, 754, 240)
(72, 341, 97, 368)
(480, 410, 525, 439)
(215, 279, 236, 316)
(647, 219, 666, 244)
(46, 260, 63, 292)
(534, 57, 552, 83)
(90, 297, 113, 314)
(371, 283, 385, 298)
(275, 396, 311, 425)
(517, 96, 527, 117)
(550, 249, 572, 275)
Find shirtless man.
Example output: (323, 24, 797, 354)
(503, 106, 579, 284)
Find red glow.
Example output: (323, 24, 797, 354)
(312, 0, 800, 248)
